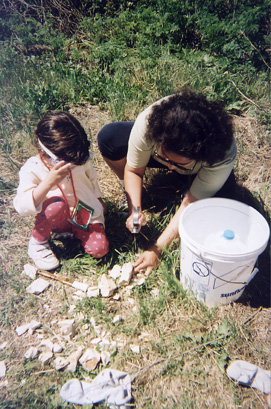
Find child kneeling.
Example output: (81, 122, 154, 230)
(13, 112, 109, 270)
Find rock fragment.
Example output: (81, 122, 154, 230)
(130, 344, 140, 354)
(23, 264, 37, 280)
(87, 286, 100, 298)
(0, 361, 6, 379)
(72, 281, 89, 292)
(101, 350, 111, 366)
(39, 339, 54, 351)
(58, 319, 76, 338)
(79, 348, 101, 371)
(15, 324, 30, 336)
(28, 320, 41, 335)
(26, 278, 50, 294)
(53, 343, 63, 353)
(54, 357, 69, 371)
(66, 348, 83, 373)
(113, 315, 123, 324)
(109, 264, 122, 280)
(98, 274, 117, 297)
(119, 262, 133, 286)
(24, 347, 39, 360)
(38, 350, 53, 364)
(150, 288, 159, 298)
(0, 342, 7, 351)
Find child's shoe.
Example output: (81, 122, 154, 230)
(28, 237, 59, 270)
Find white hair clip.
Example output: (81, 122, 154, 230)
(38, 139, 62, 165)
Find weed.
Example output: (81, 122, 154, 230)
(0, 2, 270, 408)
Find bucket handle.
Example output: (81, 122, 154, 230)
(198, 253, 259, 286)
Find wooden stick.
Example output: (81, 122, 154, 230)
(37, 270, 74, 287)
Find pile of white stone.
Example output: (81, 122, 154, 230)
(0, 262, 149, 382)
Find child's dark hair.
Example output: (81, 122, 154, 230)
(146, 89, 234, 165)
(34, 112, 90, 165)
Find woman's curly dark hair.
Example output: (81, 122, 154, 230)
(34, 111, 90, 165)
(146, 89, 234, 165)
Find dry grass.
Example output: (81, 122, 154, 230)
(0, 105, 270, 408)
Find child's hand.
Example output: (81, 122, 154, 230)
(45, 161, 72, 188)
(33, 161, 72, 208)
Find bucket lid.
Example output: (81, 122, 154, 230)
(179, 198, 270, 261)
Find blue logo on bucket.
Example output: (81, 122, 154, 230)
(192, 262, 210, 277)
(220, 286, 245, 298)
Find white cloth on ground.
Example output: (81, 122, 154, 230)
(60, 368, 132, 406)
(227, 360, 271, 394)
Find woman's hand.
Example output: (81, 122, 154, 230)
(133, 245, 161, 276)
(126, 210, 146, 233)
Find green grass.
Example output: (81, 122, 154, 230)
(0, 2, 270, 408)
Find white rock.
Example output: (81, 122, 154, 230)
(118, 262, 134, 286)
(23, 264, 37, 280)
(101, 350, 110, 366)
(58, 319, 76, 338)
(130, 344, 140, 354)
(38, 350, 53, 364)
(136, 277, 146, 286)
(89, 318, 104, 337)
(0, 342, 7, 351)
(43, 304, 51, 312)
(87, 286, 100, 298)
(0, 361, 6, 378)
(53, 343, 63, 353)
(76, 312, 84, 321)
(66, 348, 83, 372)
(100, 338, 110, 347)
(29, 320, 41, 331)
(90, 337, 102, 345)
(150, 288, 159, 298)
(50, 319, 58, 326)
(98, 274, 117, 298)
(127, 297, 135, 306)
(68, 305, 76, 313)
(24, 347, 39, 360)
(113, 315, 123, 324)
(117, 342, 126, 348)
(26, 278, 50, 294)
(15, 324, 30, 336)
(90, 317, 96, 327)
(79, 348, 101, 371)
(72, 295, 82, 301)
(112, 293, 120, 301)
(94, 325, 103, 337)
(39, 339, 54, 351)
(73, 290, 85, 298)
(138, 332, 151, 341)
(0, 380, 8, 388)
(54, 357, 69, 371)
(109, 264, 121, 280)
(72, 281, 89, 292)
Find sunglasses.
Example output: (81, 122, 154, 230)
(153, 149, 197, 172)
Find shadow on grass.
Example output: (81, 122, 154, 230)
(51, 170, 270, 307)
(142, 169, 270, 309)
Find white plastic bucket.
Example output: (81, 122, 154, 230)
(178, 198, 270, 307)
